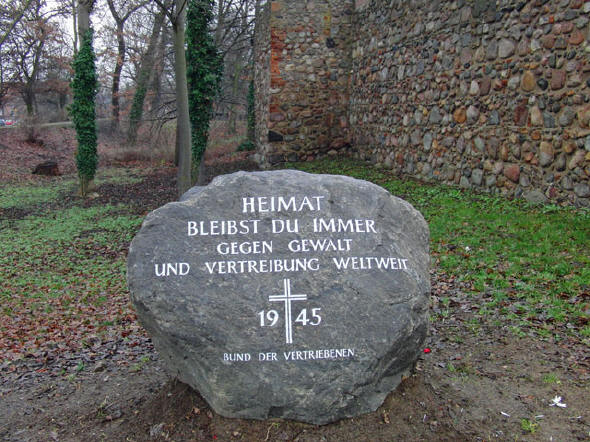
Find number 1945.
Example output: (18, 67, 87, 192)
(258, 308, 322, 327)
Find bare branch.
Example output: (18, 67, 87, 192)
(0, 0, 35, 49)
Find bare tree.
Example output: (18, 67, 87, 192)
(126, 5, 166, 143)
(154, 0, 192, 196)
(0, 0, 34, 49)
(212, 0, 256, 132)
(105, 0, 147, 132)
(1, 0, 68, 121)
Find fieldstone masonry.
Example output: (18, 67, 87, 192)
(255, 0, 590, 206)
(254, 0, 354, 165)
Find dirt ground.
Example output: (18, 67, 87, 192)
(1, 128, 588, 441)
(2, 301, 588, 442)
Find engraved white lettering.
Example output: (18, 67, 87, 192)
(312, 218, 377, 233)
(223, 353, 251, 362)
(204, 258, 320, 274)
(242, 196, 325, 213)
(216, 241, 273, 255)
(272, 219, 299, 233)
(283, 348, 355, 360)
(154, 262, 190, 276)
(331, 257, 409, 270)
(187, 220, 260, 236)
(288, 238, 352, 253)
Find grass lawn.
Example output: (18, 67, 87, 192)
(291, 158, 590, 344)
(1, 159, 589, 364)
(0, 170, 146, 362)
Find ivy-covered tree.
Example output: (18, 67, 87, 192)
(69, 28, 98, 196)
(186, 0, 223, 183)
(247, 78, 255, 142)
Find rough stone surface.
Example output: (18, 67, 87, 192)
(521, 71, 536, 91)
(523, 190, 548, 204)
(539, 142, 554, 167)
(256, 0, 590, 204)
(569, 150, 585, 169)
(466, 105, 479, 123)
(574, 183, 590, 198)
(504, 164, 520, 183)
(128, 170, 430, 425)
(255, 1, 352, 165)
(578, 105, 590, 128)
(551, 70, 566, 90)
(559, 107, 576, 126)
(530, 106, 543, 126)
(471, 169, 483, 186)
(498, 39, 515, 58)
(453, 108, 466, 124)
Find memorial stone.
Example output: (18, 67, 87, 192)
(127, 170, 430, 424)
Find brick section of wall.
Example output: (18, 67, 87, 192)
(254, 2, 271, 162)
(255, 0, 354, 167)
(350, 0, 590, 205)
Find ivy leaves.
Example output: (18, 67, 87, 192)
(186, 0, 223, 170)
(69, 29, 98, 195)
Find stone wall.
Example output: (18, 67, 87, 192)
(254, 1, 271, 162)
(254, 0, 354, 167)
(350, 0, 590, 205)
(256, 0, 590, 205)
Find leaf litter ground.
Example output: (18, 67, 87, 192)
(0, 128, 589, 441)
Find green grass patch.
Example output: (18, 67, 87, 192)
(0, 205, 142, 301)
(0, 178, 77, 208)
(93, 168, 144, 186)
(0, 168, 142, 210)
(542, 373, 561, 384)
(0, 168, 146, 361)
(520, 418, 538, 434)
(290, 158, 590, 343)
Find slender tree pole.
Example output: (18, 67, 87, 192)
(154, 0, 192, 196)
(70, 0, 98, 197)
(172, 0, 192, 196)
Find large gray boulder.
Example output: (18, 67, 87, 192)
(127, 170, 430, 424)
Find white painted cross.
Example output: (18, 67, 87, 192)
(269, 278, 307, 344)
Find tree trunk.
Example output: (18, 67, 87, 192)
(126, 9, 165, 144)
(23, 87, 34, 116)
(148, 25, 167, 114)
(72, 0, 78, 52)
(22, 85, 37, 142)
(110, 20, 125, 132)
(173, 0, 191, 197)
(215, 0, 225, 47)
(77, 0, 93, 37)
(228, 59, 243, 134)
(196, 155, 207, 185)
(76, 0, 96, 196)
